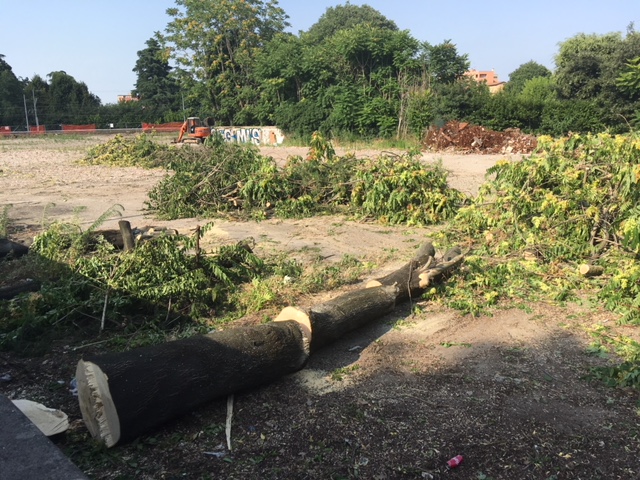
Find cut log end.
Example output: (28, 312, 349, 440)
(365, 279, 382, 289)
(76, 360, 121, 448)
(579, 264, 604, 277)
(273, 306, 312, 353)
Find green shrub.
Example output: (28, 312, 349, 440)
(81, 134, 169, 168)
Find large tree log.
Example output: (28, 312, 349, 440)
(0, 278, 41, 300)
(77, 241, 465, 448)
(275, 284, 398, 352)
(0, 238, 29, 259)
(77, 320, 309, 447)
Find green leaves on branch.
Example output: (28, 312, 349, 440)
(82, 134, 169, 168)
(352, 156, 466, 225)
(146, 133, 467, 226)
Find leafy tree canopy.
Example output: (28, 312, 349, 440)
(132, 37, 181, 120)
(47, 71, 100, 124)
(162, 0, 289, 124)
(0, 54, 24, 126)
(421, 40, 470, 85)
(304, 2, 397, 45)
(506, 60, 552, 94)
(616, 56, 640, 98)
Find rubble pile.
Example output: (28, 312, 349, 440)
(423, 121, 538, 154)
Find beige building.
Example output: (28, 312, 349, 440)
(463, 69, 506, 94)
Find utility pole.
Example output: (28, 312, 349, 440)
(23, 94, 30, 132)
(32, 90, 39, 131)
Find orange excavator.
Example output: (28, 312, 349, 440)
(174, 117, 213, 144)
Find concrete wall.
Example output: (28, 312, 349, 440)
(212, 126, 285, 145)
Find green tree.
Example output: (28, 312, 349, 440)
(0, 54, 24, 127)
(430, 76, 490, 125)
(162, 0, 289, 125)
(616, 56, 640, 98)
(23, 74, 50, 128)
(304, 2, 398, 45)
(555, 30, 640, 130)
(506, 60, 552, 95)
(132, 37, 180, 121)
(421, 40, 470, 85)
(47, 71, 100, 125)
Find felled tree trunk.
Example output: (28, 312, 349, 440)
(275, 284, 398, 353)
(366, 244, 463, 300)
(77, 320, 309, 447)
(0, 238, 29, 259)
(0, 278, 41, 300)
(77, 241, 465, 447)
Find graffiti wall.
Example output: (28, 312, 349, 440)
(212, 126, 285, 146)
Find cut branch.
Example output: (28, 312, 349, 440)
(579, 264, 604, 277)
(365, 241, 435, 301)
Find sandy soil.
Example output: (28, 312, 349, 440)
(1, 135, 638, 480)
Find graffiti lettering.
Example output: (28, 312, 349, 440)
(213, 127, 262, 145)
(212, 127, 283, 145)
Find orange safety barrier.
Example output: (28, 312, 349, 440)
(0, 126, 12, 135)
(142, 122, 184, 133)
(29, 125, 46, 134)
(62, 124, 97, 132)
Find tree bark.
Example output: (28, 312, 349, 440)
(0, 238, 29, 259)
(275, 284, 398, 353)
(76, 320, 309, 447)
(0, 279, 41, 300)
(118, 220, 135, 252)
(365, 242, 435, 301)
(579, 264, 604, 277)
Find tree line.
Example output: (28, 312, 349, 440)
(1, 1, 639, 139)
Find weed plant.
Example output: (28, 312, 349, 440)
(436, 131, 640, 388)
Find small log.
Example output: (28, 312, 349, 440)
(418, 247, 464, 288)
(366, 244, 463, 299)
(366, 241, 435, 301)
(579, 264, 604, 277)
(118, 220, 135, 252)
(77, 320, 309, 447)
(0, 238, 29, 259)
(0, 278, 41, 300)
(275, 284, 397, 352)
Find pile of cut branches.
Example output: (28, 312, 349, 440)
(146, 133, 467, 225)
(438, 132, 640, 388)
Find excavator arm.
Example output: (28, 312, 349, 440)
(176, 121, 188, 143)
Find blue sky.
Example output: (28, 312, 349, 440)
(1, 1, 636, 104)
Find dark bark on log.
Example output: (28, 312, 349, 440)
(77, 241, 465, 448)
(0, 239, 29, 259)
(76, 320, 309, 447)
(276, 284, 398, 353)
(0, 279, 41, 300)
(366, 242, 435, 301)
(118, 221, 135, 252)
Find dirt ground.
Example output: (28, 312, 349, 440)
(1, 136, 639, 480)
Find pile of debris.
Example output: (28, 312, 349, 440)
(423, 121, 538, 154)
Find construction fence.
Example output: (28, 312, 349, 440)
(1, 123, 285, 145)
(1, 124, 97, 135)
